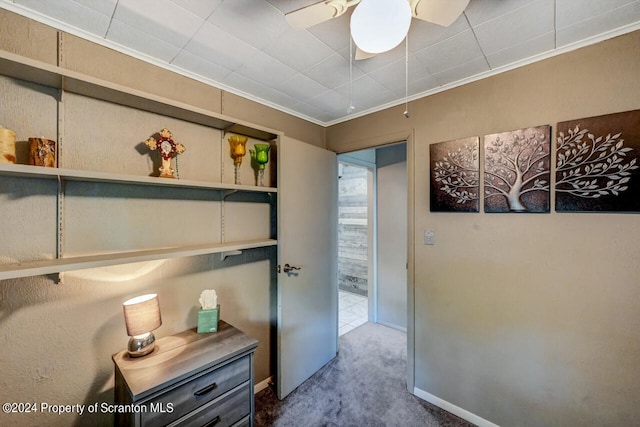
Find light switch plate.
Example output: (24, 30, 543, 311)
(424, 229, 435, 245)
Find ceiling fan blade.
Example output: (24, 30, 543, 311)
(411, 0, 470, 27)
(354, 47, 377, 60)
(285, 0, 356, 30)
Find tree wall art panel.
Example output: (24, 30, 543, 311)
(430, 137, 480, 212)
(484, 125, 551, 213)
(555, 109, 640, 212)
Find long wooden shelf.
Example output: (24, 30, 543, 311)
(0, 163, 277, 193)
(0, 239, 277, 280)
(0, 49, 279, 141)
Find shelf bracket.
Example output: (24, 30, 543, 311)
(54, 271, 65, 285)
(220, 250, 243, 261)
(222, 189, 239, 200)
(221, 190, 239, 243)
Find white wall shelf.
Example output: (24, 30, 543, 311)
(0, 239, 278, 281)
(0, 163, 277, 193)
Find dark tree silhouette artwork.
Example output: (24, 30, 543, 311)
(430, 137, 479, 212)
(556, 110, 640, 212)
(484, 125, 551, 213)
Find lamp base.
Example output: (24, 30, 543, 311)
(127, 332, 156, 358)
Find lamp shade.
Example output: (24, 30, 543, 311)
(350, 0, 412, 54)
(123, 294, 162, 336)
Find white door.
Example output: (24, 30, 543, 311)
(277, 136, 338, 399)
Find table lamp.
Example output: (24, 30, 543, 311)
(122, 293, 162, 357)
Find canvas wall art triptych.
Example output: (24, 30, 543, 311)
(429, 109, 640, 213)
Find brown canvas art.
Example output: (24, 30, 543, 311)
(484, 125, 551, 213)
(430, 137, 479, 212)
(555, 109, 640, 212)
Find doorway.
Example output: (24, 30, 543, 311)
(338, 160, 371, 335)
(337, 142, 407, 335)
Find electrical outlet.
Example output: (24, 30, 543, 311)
(424, 229, 435, 245)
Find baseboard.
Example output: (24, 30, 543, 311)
(375, 320, 407, 333)
(413, 387, 500, 427)
(254, 376, 273, 394)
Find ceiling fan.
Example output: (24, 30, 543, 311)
(285, 0, 470, 59)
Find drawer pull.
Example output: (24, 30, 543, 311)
(194, 382, 218, 396)
(203, 415, 221, 427)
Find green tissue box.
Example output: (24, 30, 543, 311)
(197, 305, 220, 333)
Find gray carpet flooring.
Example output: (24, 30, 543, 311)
(255, 322, 475, 427)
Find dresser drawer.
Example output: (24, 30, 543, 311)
(141, 356, 250, 427)
(169, 383, 251, 427)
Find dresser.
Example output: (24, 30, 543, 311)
(113, 321, 258, 427)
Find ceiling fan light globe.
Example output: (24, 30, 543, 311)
(350, 0, 412, 54)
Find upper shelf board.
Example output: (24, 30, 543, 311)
(0, 50, 278, 142)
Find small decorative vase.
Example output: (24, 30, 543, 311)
(29, 137, 56, 167)
(144, 128, 186, 178)
(228, 135, 248, 185)
(0, 127, 17, 164)
(250, 143, 271, 186)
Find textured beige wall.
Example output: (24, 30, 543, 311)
(327, 31, 640, 426)
(0, 9, 58, 64)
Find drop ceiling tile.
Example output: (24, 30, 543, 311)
(291, 100, 336, 122)
(223, 71, 299, 108)
(14, 0, 112, 36)
(408, 73, 440, 96)
(171, 49, 232, 83)
(407, 17, 470, 53)
(556, 0, 639, 27)
(183, 21, 260, 71)
(266, 0, 322, 15)
(414, 29, 485, 75)
(272, 73, 330, 102)
(169, 0, 222, 19)
(305, 53, 364, 90)
(472, 0, 554, 55)
(263, 28, 335, 72)
(351, 44, 408, 74)
(367, 54, 426, 94)
(464, 0, 534, 26)
(335, 75, 395, 110)
(107, 18, 181, 62)
(114, 0, 204, 48)
(306, 89, 351, 114)
(206, 0, 288, 50)
(307, 11, 352, 51)
(234, 50, 298, 88)
(556, 0, 640, 46)
(431, 56, 490, 86)
(75, 0, 118, 17)
(486, 31, 555, 69)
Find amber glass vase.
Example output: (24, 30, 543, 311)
(228, 135, 248, 184)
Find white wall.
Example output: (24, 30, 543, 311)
(376, 144, 407, 330)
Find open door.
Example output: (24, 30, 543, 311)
(277, 136, 338, 399)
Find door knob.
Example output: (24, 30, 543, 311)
(282, 263, 301, 273)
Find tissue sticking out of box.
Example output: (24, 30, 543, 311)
(199, 289, 218, 310)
